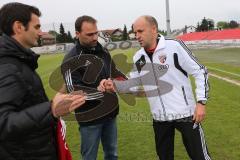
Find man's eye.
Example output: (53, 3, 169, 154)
(87, 33, 94, 36)
(34, 25, 41, 29)
(87, 32, 98, 36)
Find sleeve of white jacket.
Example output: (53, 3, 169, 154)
(114, 62, 141, 93)
(176, 40, 209, 101)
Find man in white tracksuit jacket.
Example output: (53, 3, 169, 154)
(99, 15, 211, 160)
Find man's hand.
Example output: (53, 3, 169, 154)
(98, 78, 115, 92)
(51, 91, 86, 118)
(193, 103, 206, 123)
(98, 79, 107, 92)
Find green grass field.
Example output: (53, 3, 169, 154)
(37, 47, 240, 160)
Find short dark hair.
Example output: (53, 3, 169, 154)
(0, 2, 41, 36)
(144, 15, 158, 31)
(75, 15, 97, 32)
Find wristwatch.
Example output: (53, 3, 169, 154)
(197, 100, 207, 105)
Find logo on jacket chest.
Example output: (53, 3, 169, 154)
(158, 55, 169, 70)
(159, 55, 167, 64)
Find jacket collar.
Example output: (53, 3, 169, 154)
(75, 40, 103, 55)
(139, 34, 166, 57)
(155, 35, 166, 52)
(0, 34, 39, 70)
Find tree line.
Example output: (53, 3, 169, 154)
(48, 23, 74, 43)
(196, 17, 239, 32)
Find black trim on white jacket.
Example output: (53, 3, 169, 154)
(114, 35, 209, 121)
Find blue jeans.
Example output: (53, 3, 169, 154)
(79, 118, 118, 160)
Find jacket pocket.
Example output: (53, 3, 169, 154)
(181, 86, 189, 105)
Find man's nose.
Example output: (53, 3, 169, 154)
(38, 30, 43, 37)
(136, 33, 140, 40)
(93, 33, 98, 40)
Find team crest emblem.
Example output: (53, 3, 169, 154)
(159, 55, 167, 64)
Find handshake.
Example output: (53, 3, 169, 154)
(97, 78, 116, 92)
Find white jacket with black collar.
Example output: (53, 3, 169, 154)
(115, 35, 209, 121)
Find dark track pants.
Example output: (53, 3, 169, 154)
(153, 117, 211, 160)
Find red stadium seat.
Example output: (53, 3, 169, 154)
(177, 29, 240, 41)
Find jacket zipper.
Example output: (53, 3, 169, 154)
(181, 86, 189, 105)
(150, 56, 167, 120)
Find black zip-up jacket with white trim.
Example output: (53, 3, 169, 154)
(62, 40, 126, 126)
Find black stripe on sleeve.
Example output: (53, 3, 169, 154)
(173, 53, 188, 77)
(175, 39, 210, 99)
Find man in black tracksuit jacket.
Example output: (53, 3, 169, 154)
(62, 16, 126, 160)
(63, 41, 122, 125)
(0, 3, 86, 160)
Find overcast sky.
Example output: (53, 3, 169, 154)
(1, 0, 240, 35)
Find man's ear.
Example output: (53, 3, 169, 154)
(152, 25, 158, 34)
(75, 31, 80, 38)
(12, 21, 24, 35)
